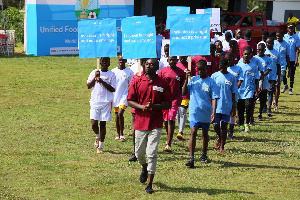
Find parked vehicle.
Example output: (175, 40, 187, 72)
(221, 12, 287, 43)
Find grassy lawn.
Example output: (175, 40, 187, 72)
(0, 48, 299, 199)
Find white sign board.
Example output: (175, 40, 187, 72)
(0, 0, 2, 6)
(196, 8, 221, 32)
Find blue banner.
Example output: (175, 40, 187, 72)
(78, 18, 117, 58)
(121, 16, 156, 59)
(170, 14, 210, 56)
(166, 6, 190, 29)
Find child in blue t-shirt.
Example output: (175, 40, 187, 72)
(254, 43, 272, 121)
(211, 58, 237, 153)
(225, 52, 242, 139)
(182, 60, 218, 167)
(265, 37, 281, 117)
(237, 47, 260, 132)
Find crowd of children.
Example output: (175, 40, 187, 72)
(86, 24, 299, 194)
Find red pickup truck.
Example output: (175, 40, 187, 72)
(221, 12, 287, 43)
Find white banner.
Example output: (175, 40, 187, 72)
(196, 8, 221, 32)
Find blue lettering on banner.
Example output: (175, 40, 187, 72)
(78, 18, 117, 58)
(121, 16, 156, 59)
(170, 14, 210, 56)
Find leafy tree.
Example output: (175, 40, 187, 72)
(247, 0, 266, 14)
(0, 6, 24, 43)
(1, 0, 25, 10)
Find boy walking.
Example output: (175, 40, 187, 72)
(127, 58, 172, 194)
(183, 60, 218, 167)
(87, 57, 116, 154)
(211, 58, 237, 153)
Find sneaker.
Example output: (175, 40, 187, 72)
(176, 133, 184, 140)
(164, 145, 172, 152)
(185, 159, 194, 168)
(267, 109, 272, 117)
(289, 89, 293, 95)
(262, 106, 267, 113)
(140, 167, 148, 183)
(145, 184, 154, 194)
(274, 105, 278, 110)
(281, 85, 288, 93)
(129, 153, 137, 162)
(245, 124, 250, 132)
(239, 125, 245, 131)
(227, 132, 234, 139)
(97, 147, 103, 154)
(249, 121, 255, 126)
(257, 115, 263, 121)
(201, 155, 208, 163)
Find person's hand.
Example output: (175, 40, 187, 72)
(295, 60, 299, 67)
(210, 114, 215, 123)
(95, 70, 100, 77)
(94, 77, 100, 82)
(186, 70, 191, 79)
(259, 85, 263, 93)
(143, 99, 153, 111)
(255, 91, 259, 99)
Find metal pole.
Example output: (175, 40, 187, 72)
(1, 2, 10, 56)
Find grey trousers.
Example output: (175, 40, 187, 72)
(177, 106, 187, 133)
(135, 128, 162, 174)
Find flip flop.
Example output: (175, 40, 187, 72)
(114, 136, 120, 140)
(120, 136, 126, 142)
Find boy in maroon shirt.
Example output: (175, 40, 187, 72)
(128, 58, 172, 194)
(225, 40, 240, 65)
(192, 55, 215, 76)
(238, 29, 257, 58)
(158, 56, 186, 151)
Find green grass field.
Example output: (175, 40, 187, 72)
(0, 48, 299, 199)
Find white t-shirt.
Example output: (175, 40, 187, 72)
(222, 40, 230, 51)
(160, 55, 169, 68)
(87, 69, 116, 109)
(111, 67, 134, 107)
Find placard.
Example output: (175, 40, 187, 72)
(121, 16, 156, 59)
(170, 14, 210, 56)
(78, 18, 117, 58)
(166, 6, 190, 29)
(196, 8, 221, 32)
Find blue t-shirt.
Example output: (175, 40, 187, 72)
(284, 33, 300, 61)
(228, 65, 242, 100)
(254, 55, 272, 90)
(237, 61, 260, 99)
(265, 48, 281, 81)
(238, 57, 264, 73)
(211, 71, 237, 115)
(156, 34, 164, 59)
(274, 40, 290, 70)
(187, 76, 219, 123)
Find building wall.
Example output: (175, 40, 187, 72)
(272, 0, 300, 22)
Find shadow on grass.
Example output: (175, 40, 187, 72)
(155, 182, 255, 195)
(226, 148, 283, 156)
(213, 160, 300, 170)
(230, 136, 288, 143)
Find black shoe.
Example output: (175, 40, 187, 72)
(129, 153, 137, 162)
(257, 115, 263, 121)
(185, 159, 194, 168)
(145, 184, 154, 194)
(201, 155, 208, 163)
(267, 109, 272, 117)
(262, 106, 267, 113)
(140, 167, 148, 183)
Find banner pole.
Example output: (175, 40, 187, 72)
(138, 58, 141, 76)
(188, 55, 191, 81)
(97, 58, 100, 71)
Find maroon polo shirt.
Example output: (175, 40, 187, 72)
(192, 55, 215, 77)
(225, 50, 240, 65)
(238, 39, 257, 58)
(127, 75, 172, 130)
(158, 66, 185, 107)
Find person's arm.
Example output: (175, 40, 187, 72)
(259, 71, 264, 92)
(87, 70, 99, 89)
(100, 78, 115, 92)
(211, 99, 217, 123)
(296, 47, 299, 67)
(255, 79, 259, 99)
(276, 64, 281, 85)
(182, 70, 191, 96)
(143, 99, 172, 111)
(238, 80, 243, 88)
(231, 93, 236, 117)
(286, 55, 291, 78)
(128, 101, 147, 111)
(264, 69, 271, 76)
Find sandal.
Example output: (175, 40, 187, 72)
(120, 136, 126, 142)
(215, 138, 221, 149)
(114, 136, 120, 140)
(94, 138, 100, 148)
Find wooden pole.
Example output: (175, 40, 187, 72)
(97, 58, 100, 71)
(138, 58, 141, 76)
(188, 55, 191, 81)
